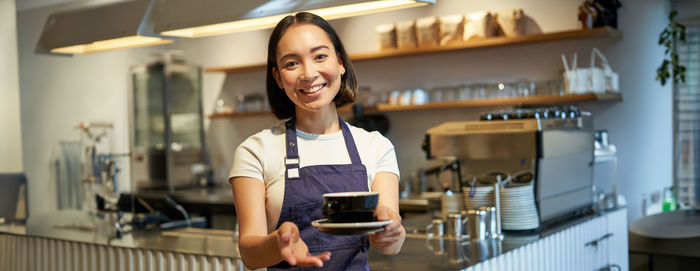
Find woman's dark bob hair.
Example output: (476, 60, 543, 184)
(266, 12, 357, 119)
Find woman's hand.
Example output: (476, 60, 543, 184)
(369, 205, 405, 255)
(276, 222, 331, 267)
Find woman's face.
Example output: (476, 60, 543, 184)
(273, 23, 345, 114)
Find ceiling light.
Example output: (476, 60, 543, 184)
(36, 0, 175, 56)
(152, 0, 435, 38)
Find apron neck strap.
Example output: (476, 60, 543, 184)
(284, 115, 362, 165)
(338, 115, 363, 165)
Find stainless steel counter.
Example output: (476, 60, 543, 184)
(0, 206, 625, 270)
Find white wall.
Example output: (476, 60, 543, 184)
(17, 0, 673, 223)
(16, 1, 165, 216)
(588, 0, 673, 221)
(1, 0, 23, 173)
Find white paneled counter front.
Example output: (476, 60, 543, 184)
(0, 210, 244, 271)
(369, 207, 628, 271)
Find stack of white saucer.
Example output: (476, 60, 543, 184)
(499, 181, 539, 230)
(462, 174, 509, 210)
(462, 185, 494, 210)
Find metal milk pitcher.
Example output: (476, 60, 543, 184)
(479, 206, 503, 239)
(445, 212, 466, 239)
(465, 209, 488, 241)
(426, 218, 444, 237)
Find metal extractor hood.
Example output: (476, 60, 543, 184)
(36, 0, 434, 55)
(36, 0, 175, 56)
(150, 0, 436, 38)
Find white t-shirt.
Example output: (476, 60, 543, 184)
(229, 121, 400, 233)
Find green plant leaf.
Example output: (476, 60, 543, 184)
(680, 25, 687, 41)
(657, 10, 687, 87)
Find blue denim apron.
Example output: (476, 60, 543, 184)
(268, 117, 370, 271)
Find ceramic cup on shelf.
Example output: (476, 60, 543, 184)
(412, 88, 427, 105)
(389, 90, 401, 105)
(399, 89, 412, 106)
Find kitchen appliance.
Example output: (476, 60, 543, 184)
(423, 106, 594, 225)
(0, 174, 28, 223)
(129, 59, 211, 190)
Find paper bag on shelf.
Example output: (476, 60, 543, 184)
(396, 20, 418, 49)
(439, 14, 464, 46)
(497, 9, 526, 37)
(463, 11, 499, 41)
(416, 16, 440, 47)
(376, 23, 396, 51)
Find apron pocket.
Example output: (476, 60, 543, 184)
(290, 201, 322, 227)
(291, 201, 362, 251)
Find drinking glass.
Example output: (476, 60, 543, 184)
(470, 83, 486, 99)
(485, 81, 500, 99)
(441, 85, 458, 102)
(374, 90, 389, 105)
(357, 87, 371, 106)
(235, 94, 246, 112)
(429, 86, 444, 103)
(516, 79, 532, 97)
(458, 84, 470, 100)
(549, 80, 566, 96)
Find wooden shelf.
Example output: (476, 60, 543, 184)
(206, 26, 622, 119)
(375, 92, 621, 112)
(208, 104, 357, 119)
(204, 27, 621, 73)
(208, 93, 621, 119)
(209, 111, 271, 119)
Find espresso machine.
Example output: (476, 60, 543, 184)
(423, 106, 595, 224)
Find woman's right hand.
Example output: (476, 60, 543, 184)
(276, 222, 331, 267)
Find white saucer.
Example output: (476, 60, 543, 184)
(311, 219, 392, 235)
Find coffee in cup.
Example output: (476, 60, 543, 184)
(322, 192, 379, 223)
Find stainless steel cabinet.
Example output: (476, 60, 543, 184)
(130, 62, 209, 190)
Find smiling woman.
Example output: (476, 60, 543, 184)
(272, 24, 347, 120)
(265, 12, 357, 122)
(229, 12, 404, 270)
